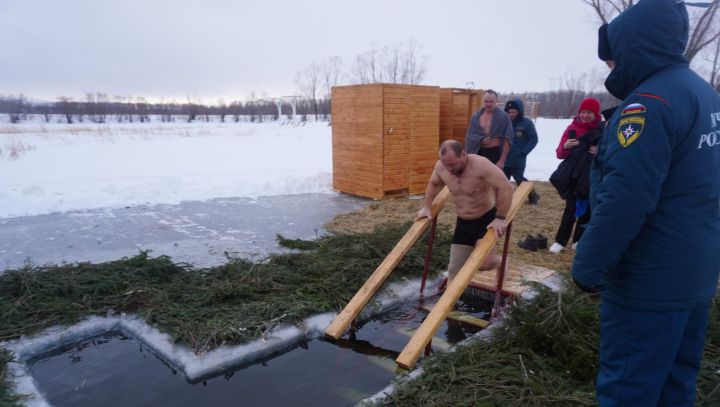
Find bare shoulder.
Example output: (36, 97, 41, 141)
(431, 160, 447, 182)
(467, 154, 493, 175)
(432, 160, 445, 175)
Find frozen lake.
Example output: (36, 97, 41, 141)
(0, 193, 365, 271)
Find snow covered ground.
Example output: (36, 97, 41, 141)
(0, 120, 334, 218)
(0, 118, 568, 219)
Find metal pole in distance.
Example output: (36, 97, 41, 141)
(491, 222, 513, 319)
(419, 217, 438, 298)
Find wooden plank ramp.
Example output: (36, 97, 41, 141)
(324, 186, 451, 340)
(395, 182, 533, 369)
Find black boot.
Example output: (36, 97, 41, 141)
(528, 190, 540, 205)
(518, 235, 538, 251)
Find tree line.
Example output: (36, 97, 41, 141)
(0, 89, 620, 124)
(0, 93, 332, 124)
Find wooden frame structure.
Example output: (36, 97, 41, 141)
(324, 187, 451, 340)
(396, 182, 532, 369)
(325, 182, 533, 370)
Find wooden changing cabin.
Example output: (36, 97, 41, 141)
(331, 84, 440, 199)
(438, 88, 484, 145)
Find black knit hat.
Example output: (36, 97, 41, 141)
(504, 100, 520, 113)
(598, 24, 612, 61)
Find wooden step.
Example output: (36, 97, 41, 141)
(421, 304, 489, 328)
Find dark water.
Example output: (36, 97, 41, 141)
(28, 297, 491, 407)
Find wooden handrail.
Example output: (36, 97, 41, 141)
(324, 186, 451, 340)
(395, 182, 533, 369)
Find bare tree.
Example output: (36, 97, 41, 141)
(320, 56, 343, 98)
(216, 98, 227, 122)
(296, 63, 321, 120)
(57, 96, 74, 124)
(581, 0, 635, 25)
(38, 102, 52, 123)
(349, 40, 428, 85)
(400, 39, 428, 85)
(5, 94, 29, 123)
(350, 47, 382, 84)
(582, 0, 720, 64)
(186, 94, 200, 123)
(710, 36, 720, 90)
(383, 45, 401, 84)
(136, 97, 149, 122)
(685, 0, 720, 62)
(96, 92, 108, 123)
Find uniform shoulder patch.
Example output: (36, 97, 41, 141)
(617, 116, 645, 147)
(621, 103, 646, 116)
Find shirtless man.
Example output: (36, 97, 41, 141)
(416, 140, 514, 282)
(465, 90, 514, 169)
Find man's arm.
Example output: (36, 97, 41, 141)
(497, 138, 510, 168)
(478, 158, 514, 237)
(496, 113, 514, 168)
(415, 163, 445, 220)
(525, 120, 538, 155)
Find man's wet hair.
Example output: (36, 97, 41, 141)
(484, 89, 498, 97)
(440, 140, 464, 157)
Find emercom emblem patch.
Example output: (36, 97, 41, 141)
(617, 116, 645, 147)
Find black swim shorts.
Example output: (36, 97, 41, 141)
(452, 207, 497, 246)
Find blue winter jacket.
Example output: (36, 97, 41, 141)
(504, 99, 538, 169)
(572, 0, 720, 311)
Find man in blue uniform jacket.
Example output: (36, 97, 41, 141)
(571, 0, 720, 405)
(503, 99, 540, 205)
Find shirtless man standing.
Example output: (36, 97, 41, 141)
(465, 90, 514, 169)
(416, 140, 514, 281)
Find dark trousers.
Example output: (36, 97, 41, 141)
(503, 166, 528, 184)
(597, 299, 710, 406)
(477, 146, 501, 164)
(554, 195, 590, 246)
(505, 166, 539, 203)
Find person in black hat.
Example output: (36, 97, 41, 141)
(503, 99, 539, 205)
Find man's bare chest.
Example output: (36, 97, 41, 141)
(445, 177, 488, 198)
(479, 114, 492, 134)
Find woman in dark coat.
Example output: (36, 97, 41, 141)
(549, 97, 603, 254)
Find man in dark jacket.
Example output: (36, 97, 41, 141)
(503, 99, 539, 204)
(572, 0, 720, 405)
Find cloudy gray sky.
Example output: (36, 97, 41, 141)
(0, 0, 605, 103)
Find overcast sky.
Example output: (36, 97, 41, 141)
(0, 0, 606, 103)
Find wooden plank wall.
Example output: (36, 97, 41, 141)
(332, 85, 384, 199)
(382, 85, 411, 195)
(439, 89, 453, 144)
(448, 89, 485, 146)
(408, 86, 440, 195)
